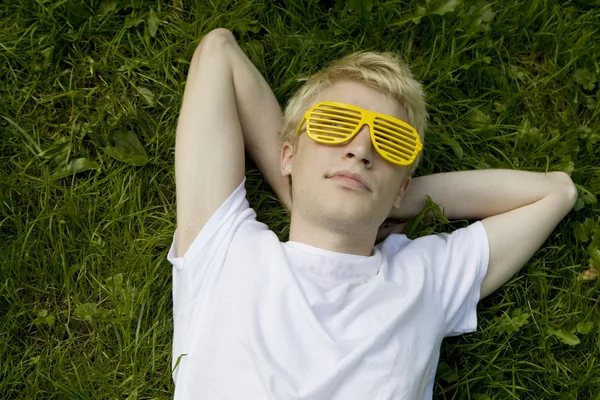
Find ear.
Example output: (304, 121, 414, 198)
(393, 174, 412, 209)
(281, 141, 294, 178)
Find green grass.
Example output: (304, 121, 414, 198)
(1, 0, 599, 398)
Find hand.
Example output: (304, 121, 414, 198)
(376, 218, 409, 243)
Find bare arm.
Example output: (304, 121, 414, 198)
(391, 169, 575, 221)
(389, 169, 577, 299)
(175, 28, 290, 256)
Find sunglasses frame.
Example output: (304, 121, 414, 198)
(294, 101, 423, 166)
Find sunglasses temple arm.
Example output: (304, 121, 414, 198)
(294, 117, 306, 137)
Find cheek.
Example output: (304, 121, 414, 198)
(294, 147, 322, 180)
(379, 173, 404, 199)
(300, 143, 332, 171)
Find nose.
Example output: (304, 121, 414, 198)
(343, 123, 375, 167)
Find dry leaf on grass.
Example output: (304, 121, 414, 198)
(579, 267, 598, 281)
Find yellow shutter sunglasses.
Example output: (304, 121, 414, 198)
(294, 101, 423, 166)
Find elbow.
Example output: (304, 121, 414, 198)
(549, 171, 578, 209)
(193, 28, 236, 58)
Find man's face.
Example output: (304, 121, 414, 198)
(281, 80, 412, 232)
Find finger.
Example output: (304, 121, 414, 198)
(376, 227, 391, 242)
(390, 222, 408, 235)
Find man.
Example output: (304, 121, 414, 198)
(168, 28, 577, 399)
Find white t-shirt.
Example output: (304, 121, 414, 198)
(167, 177, 489, 400)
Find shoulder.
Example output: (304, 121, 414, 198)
(379, 221, 486, 266)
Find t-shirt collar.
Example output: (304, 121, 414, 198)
(283, 241, 382, 278)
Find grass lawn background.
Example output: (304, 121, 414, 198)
(1, 0, 599, 398)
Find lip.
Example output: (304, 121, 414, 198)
(330, 170, 370, 191)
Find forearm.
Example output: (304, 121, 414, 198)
(223, 31, 291, 210)
(390, 169, 576, 221)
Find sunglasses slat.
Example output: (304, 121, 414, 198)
(376, 141, 414, 158)
(373, 122, 417, 143)
(375, 125, 416, 142)
(388, 153, 410, 163)
(375, 137, 415, 156)
(309, 112, 361, 123)
(374, 117, 415, 135)
(309, 128, 349, 138)
(313, 136, 341, 143)
(308, 118, 357, 129)
(316, 105, 362, 118)
(373, 128, 417, 149)
(308, 121, 355, 132)
(375, 133, 416, 150)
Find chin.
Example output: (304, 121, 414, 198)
(326, 203, 372, 222)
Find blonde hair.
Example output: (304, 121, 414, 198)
(279, 51, 428, 177)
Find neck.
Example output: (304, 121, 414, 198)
(288, 208, 378, 256)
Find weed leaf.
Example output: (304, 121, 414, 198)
(426, 0, 461, 16)
(38, 136, 70, 165)
(98, 0, 118, 16)
(548, 327, 580, 346)
(440, 134, 464, 159)
(572, 217, 598, 243)
(50, 158, 101, 180)
(125, 14, 144, 29)
(75, 303, 98, 322)
(146, 9, 161, 38)
(351, 0, 373, 18)
(137, 87, 155, 107)
(574, 69, 597, 91)
(41, 46, 54, 69)
(497, 308, 530, 334)
(575, 321, 593, 334)
(104, 131, 149, 166)
(587, 246, 600, 269)
(106, 273, 124, 295)
(33, 310, 56, 327)
(233, 19, 262, 35)
(436, 362, 459, 382)
(469, 109, 491, 127)
(241, 40, 265, 71)
(573, 222, 589, 242)
(582, 193, 597, 205)
(467, 4, 495, 33)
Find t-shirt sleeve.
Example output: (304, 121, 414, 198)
(427, 220, 490, 337)
(166, 177, 256, 314)
(166, 178, 261, 383)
